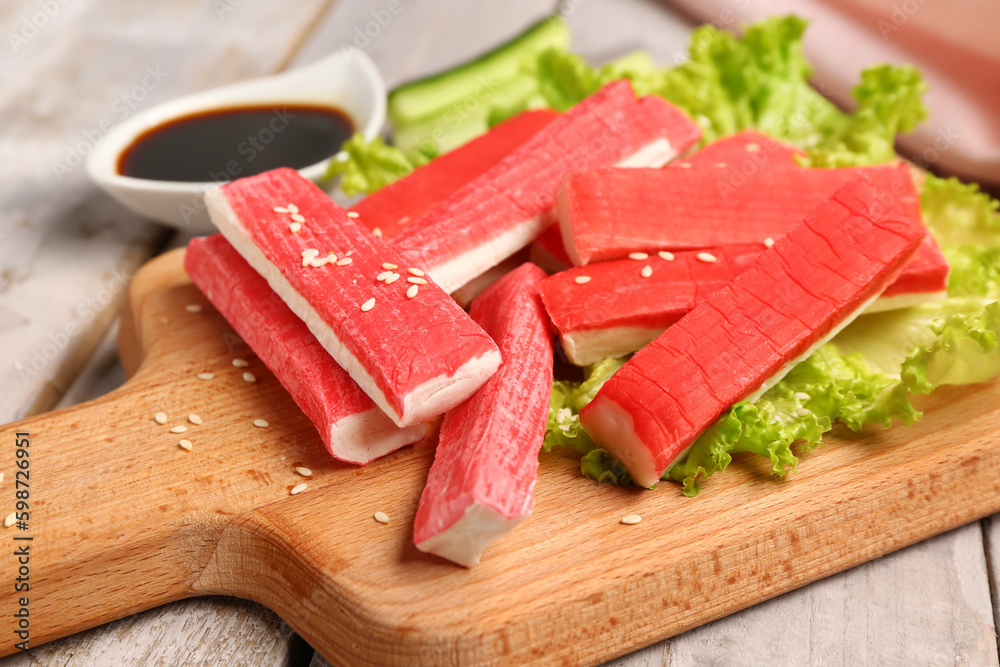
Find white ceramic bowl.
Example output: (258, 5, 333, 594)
(87, 50, 386, 232)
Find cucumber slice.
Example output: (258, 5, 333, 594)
(387, 15, 569, 126)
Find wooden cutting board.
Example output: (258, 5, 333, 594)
(3, 247, 1000, 666)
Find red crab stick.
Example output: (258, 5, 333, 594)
(579, 176, 926, 488)
(349, 109, 559, 239)
(539, 245, 763, 366)
(392, 80, 702, 293)
(185, 236, 425, 463)
(206, 168, 502, 429)
(414, 264, 553, 567)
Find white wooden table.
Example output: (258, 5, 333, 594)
(1, 0, 998, 664)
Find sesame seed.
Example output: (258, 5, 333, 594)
(289, 222, 302, 233)
(746, 142, 761, 153)
(764, 237, 775, 248)
(640, 265, 653, 278)
(243, 372, 257, 383)
(382, 262, 398, 270)
(336, 257, 352, 266)
(372, 227, 383, 237)
(309, 258, 328, 268)
(346, 211, 359, 218)
(170, 425, 187, 434)
(188, 414, 203, 425)
(406, 285, 419, 298)
(178, 440, 193, 451)
(4, 512, 16, 528)
(0, 474, 5, 483)
(377, 270, 393, 281)
(574, 276, 591, 284)
(407, 267, 424, 277)
(374, 511, 389, 524)
(327, 253, 337, 262)
(295, 466, 312, 477)
(628, 252, 648, 261)
(197, 373, 214, 380)
(232, 358, 249, 368)
(406, 276, 427, 285)
(676, 162, 692, 168)
(186, 304, 202, 313)
(696, 252, 717, 263)
(796, 407, 812, 417)
(795, 392, 811, 401)
(346, 250, 353, 256)
(658, 251, 675, 261)
(273, 206, 288, 214)
(290, 483, 308, 495)
(361, 298, 376, 312)
(253, 419, 269, 428)
(291, 213, 306, 223)
(385, 273, 400, 284)
(286, 203, 299, 214)
(621, 514, 642, 525)
(154, 412, 168, 425)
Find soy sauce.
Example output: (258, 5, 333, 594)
(117, 104, 354, 182)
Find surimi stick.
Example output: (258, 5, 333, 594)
(392, 80, 702, 293)
(579, 175, 926, 488)
(349, 109, 559, 239)
(206, 167, 501, 429)
(414, 264, 553, 567)
(185, 236, 425, 463)
(539, 245, 763, 365)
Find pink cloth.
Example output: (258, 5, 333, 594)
(667, 0, 1000, 183)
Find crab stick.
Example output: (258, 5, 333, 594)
(206, 167, 501, 429)
(185, 236, 425, 463)
(349, 109, 559, 239)
(392, 80, 702, 293)
(579, 175, 926, 488)
(539, 245, 763, 365)
(414, 264, 553, 567)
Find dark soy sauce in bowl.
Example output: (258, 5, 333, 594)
(117, 104, 354, 183)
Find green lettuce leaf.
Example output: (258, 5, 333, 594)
(324, 133, 435, 196)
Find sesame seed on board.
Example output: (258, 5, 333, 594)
(253, 419, 269, 428)
(696, 252, 717, 263)
(628, 252, 648, 261)
(4, 512, 15, 528)
(574, 276, 591, 284)
(290, 483, 308, 495)
(295, 466, 312, 477)
(374, 512, 390, 524)
(621, 514, 642, 525)
(178, 440, 193, 451)
(186, 304, 202, 313)
(170, 425, 187, 434)
(154, 412, 168, 425)
(232, 358, 249, 368)
(243, 372, 257, 383)
(188, 414, 203, 425)
(197, 373, 214, 380)
(361, 298, 376, 312)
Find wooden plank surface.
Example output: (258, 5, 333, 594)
(5, 248, 1000, 665)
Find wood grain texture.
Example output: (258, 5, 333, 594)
(3, 248, 1000, 665)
